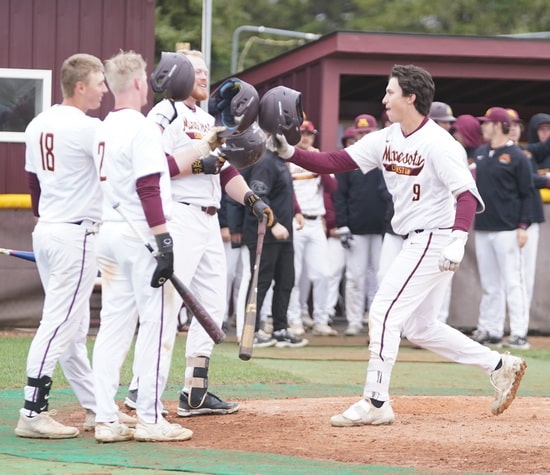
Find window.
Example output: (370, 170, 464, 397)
(0, 68, 52, 143)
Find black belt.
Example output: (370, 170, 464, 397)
(180, 202, 218, 216)
(302, 214, 319, 220)
(401, 229, 424, 240)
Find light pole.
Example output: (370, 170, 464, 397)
(231, 25, 321, 74)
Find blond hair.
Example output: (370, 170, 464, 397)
(104, 50, 147, 94)
(60, 53, 104, 98)
(176, 49, 203, 59)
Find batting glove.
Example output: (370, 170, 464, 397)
(266, 133, 295, 159)
(191, 154, 225, 175)
(336, 226, 354, 249)
(151, 232, 174, 287)
(438, 230, 468, 272)
(244, 191, 275, 227)
(193, 126, 227, 158)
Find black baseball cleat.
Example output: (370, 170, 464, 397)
(177, 391, 239, 417)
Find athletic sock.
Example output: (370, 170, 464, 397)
(494, 359, 503, 371)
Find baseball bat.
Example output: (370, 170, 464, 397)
(239, 218, 267, 361)
(0, 248, 36, 262)
(112, 202, 226, 344)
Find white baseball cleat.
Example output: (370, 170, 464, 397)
(330, 398, 395, 427)
(490, 352, 527, 415)
(134, 417, 193, 442)
(84, 409, 138, 431)
(95, 421, 135, 443)
(15, 410, 79, 439)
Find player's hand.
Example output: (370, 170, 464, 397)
(266, 133, 295, 159)
(517, 228, 528, 248)
(151, 232, 174, 287)
(193, 126, 227, 158)
(191, 154, 224, 175)
(271, 222, 289, 240)
(244, 191, 275, 227)
(438, 230, 468, 272)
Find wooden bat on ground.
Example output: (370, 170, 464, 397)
(0, 248, 36, 262)
(239, 218, 267, 361)
(112, 202, 226, 344)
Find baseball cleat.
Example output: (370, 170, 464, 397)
(312, 323, 339, 336)
(134, 417, 193, 442)
(177, 391, 239, 417)
(272, 329, 309, 348)
(490, 352, 527, 415)
(124, 389, 169, 416)
(94, 421, 135, 443)
(15, 409, 79, 439)
(84, 409, 137, 431)
(330, 398, 395, 427)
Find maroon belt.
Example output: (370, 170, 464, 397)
(180, 201, 217, 216)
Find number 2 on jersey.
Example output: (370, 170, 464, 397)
(40, 132, 55, 171)
(97, 141, 107, 182)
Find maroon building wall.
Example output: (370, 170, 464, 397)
(0, 0, 156, 194)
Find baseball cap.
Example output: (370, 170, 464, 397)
(341, 126, 356, 147)
(300, 120, 317, 134)
(354, 114, 378, 132)
(506, 108, 522, 122)
(477, 107, 512, 126)
(429, 102, 456, 122)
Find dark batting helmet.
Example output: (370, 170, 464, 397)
(218, 122, 267, 169)
(150, 52, 195, 101)
(208, 78, 260, 136)
(258, 86, 304, 146)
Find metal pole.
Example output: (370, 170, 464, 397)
(201, 0, 213, 109)
(231, 25, 321, 74)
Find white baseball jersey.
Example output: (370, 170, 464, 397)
(346, 120, 477, 236)
(148, 99, 222, 207)
(94, 108, 172, 223)
(288, 163, 326, 216)
(25, 104, 102, 222)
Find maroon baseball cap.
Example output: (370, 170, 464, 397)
(477, 107, 512, 126)
(300, 120, 318, 134)
(506, 108, 522, 123)
(354, 114, 378, 132)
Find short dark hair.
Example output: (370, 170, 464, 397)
(390, 65, 435, 116)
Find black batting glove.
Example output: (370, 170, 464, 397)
(151, 232, 174, 288)
(244, 191, 275, 227)
(191, 154, 224, 175)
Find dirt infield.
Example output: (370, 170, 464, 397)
(65, 395, 549, 474)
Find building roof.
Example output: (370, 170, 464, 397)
(231, 30, 550, 149)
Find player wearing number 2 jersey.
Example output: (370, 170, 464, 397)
(17, 54, 108, 439)
(268, 64, 527, 425)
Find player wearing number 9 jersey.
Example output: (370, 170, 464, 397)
(17, 54, 107, 439)
(268, 64, 527, 425)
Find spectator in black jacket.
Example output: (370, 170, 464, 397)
(236, 149, 308, 348)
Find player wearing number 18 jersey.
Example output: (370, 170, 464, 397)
(268, 64, 527, 425)
(17, 54, 107, 439)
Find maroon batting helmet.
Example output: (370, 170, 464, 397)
(209, 77, 260, 136)
(258, 85, 304, 146)
(150, 52, 195, 101)
(218, 122, 267, 169)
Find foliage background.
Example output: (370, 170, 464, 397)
(154, 0, 550, 81)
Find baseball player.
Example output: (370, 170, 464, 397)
(287, 120, 338, 337)
(126, 49, 273, 417)
(16, 53, 112, 439)
(92, 50, 195, 443)
(268, 64, 527, 425)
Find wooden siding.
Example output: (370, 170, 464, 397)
(0, 0, 156, 194)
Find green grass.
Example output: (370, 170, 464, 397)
(2, 333, 550, 399)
